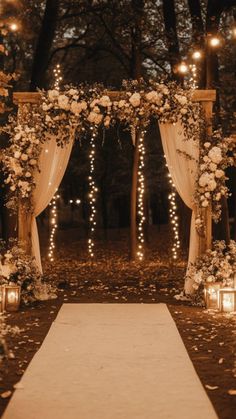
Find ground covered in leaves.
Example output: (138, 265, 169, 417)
(1, 226, 236, 419)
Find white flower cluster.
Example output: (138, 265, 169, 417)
(2, 121, 42, 209)
(186, 240, 236, 291)
(2, 80, 201, 207)
(113, 79, 200, 136)
(195, 131, 236, 223)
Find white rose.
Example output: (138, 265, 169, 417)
(14, 151, 21, 159)
(58, 95, 70, 110)
(206, 275, 215, 283)
(48, 89, 59, 100)
(208, 180, 217, 191)
(129, 93, 141, 107)
(93, 106, 100, 114)
(25, 171, 31, 178)
(70, 101, 83, 115)
(90, 99, 99, 108)
(208, 146, 222, 164)
(118, 100, 126, 108)
(68, 89, 78, 96)
(209, 162, 217, 171)
(10, 185, 16, 191)
(204, 142, 211, 148)
(45, 115, 52, 122)
(29, 159, 37, 165)
(175, 94, 187, 105)
(42, 103, 51, 111)
(21, 154, 28, 161)
(80, 101, 87, 111)
(215, 193, 221, 201)
(215, 169, 224, 178)
(87, 112, 103, 125)
(180, 108, 187, 114)
(14, 133, 22, 141)
(202, 200, 209, 207)
(145, 91, 162, 104)
(99, 95, 112, 107)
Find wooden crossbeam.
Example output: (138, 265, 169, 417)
(13, 89, 216, 104)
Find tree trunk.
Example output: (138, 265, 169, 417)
(129, 0, 144, 260)
(162, 0, 181, 80)
(187, 0, 206, 87)
(130, 0, 144, 79)
(30, 0, 60, 90)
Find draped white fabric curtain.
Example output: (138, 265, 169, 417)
(31, 136, 74, 272)
(159, 121, 199, 294)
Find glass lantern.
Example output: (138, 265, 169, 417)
(4, 285, 21, 312)
(204, 283, 220, 309)
(219, 288, 236, 313)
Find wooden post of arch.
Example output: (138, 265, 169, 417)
(13, 89, 216, 256)
(192, 90, 216, 254)
(13, 93, 40, 254)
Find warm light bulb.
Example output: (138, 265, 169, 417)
(192, 50, 202, 60)
(9, 23, 18, 31)
(178, 63, 188, 74)
(209, 36, 220, 47)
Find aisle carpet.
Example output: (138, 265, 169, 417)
(3, 304, 218, 419)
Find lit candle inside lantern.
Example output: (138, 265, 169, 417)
(7, 290, 17, 304)
(4, 285, 21, 312)
(222, 294, 233, 313)
(204, 283, 220, 309)
(219, 288, 236, 313)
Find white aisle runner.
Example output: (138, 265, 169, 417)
(3, 304, 218, 419)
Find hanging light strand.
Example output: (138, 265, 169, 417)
(88, 126, 98, 258)
(137, 130, 146, 261)
(48, 193, 60, 262)
(53, 63, 62, 91)
(165, 157, 180, 260)
(48, 63, 62, 261)
(189, 63, 198, 89)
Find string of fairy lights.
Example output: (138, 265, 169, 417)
(48, 64, 62, 262)
(48, 193, 60, 262)
(88, 126, 98, 258)
(177, 26, 236, 82)
(137, 130, 146, 261)
(164, 157, 180, 260)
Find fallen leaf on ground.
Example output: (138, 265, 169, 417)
(205, 385, 219, 390)
(1, 391, 12, 399)
(228, 389, 236, 395)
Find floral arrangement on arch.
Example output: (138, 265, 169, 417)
(186, 240, 236, 292)
(1, 78, 201, 208)
(195, 131, 236, 230)
(0, 239, 56, 304)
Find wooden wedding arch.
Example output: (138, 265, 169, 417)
(13, 89, 216, 258)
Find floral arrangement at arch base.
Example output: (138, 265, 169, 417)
(186, 240, 236, 298)
(0, 239, 57, 304)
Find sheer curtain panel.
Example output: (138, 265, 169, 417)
(159, 121, 199, 294)
(31, 136, 74, 272)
